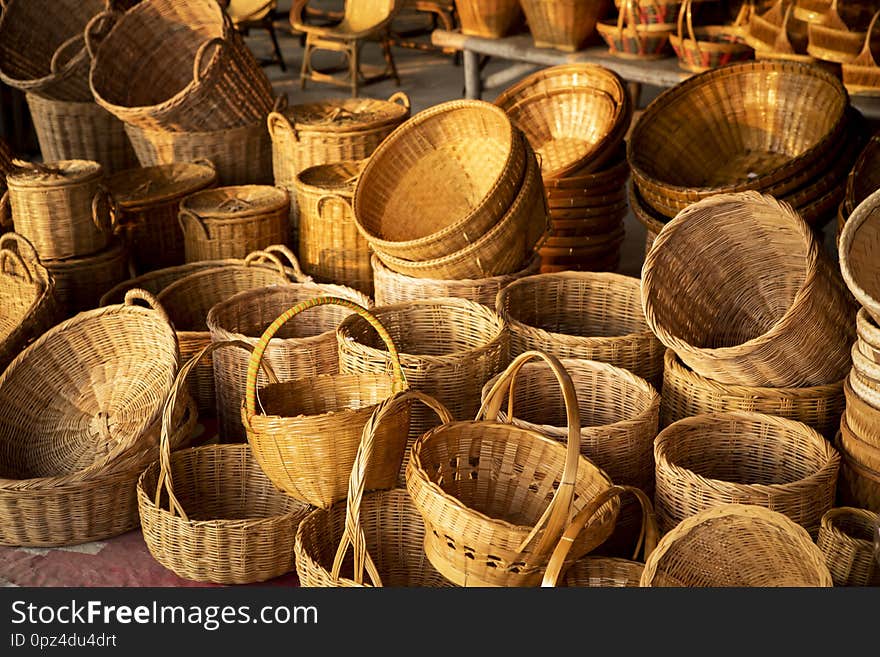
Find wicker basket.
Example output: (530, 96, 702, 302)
(836, 430, 880, 513)
(107, 161, 218, 273)
(455, 0, 522, 38)
(520, 0, 610, 51)
(845, 374, 880, 450)
(88, 0, 274, 131)
(295, 160, 372, 296)
(294, 391, 455, 587)
(44, 239, 129, 317)
(406, 350, 619, 587)
(654, 411, 840, 535)
(806, 0, 867, 64)
(817, 507, 880, 586)
(206, 282, 371, 442)
(597, 1, 674, 60)
(496, 271, 664, 387)
(640, 504, 834, 586)
(243, 297, 411, 509)
(179, 185, 289, 263)
(138, 341, 311, 584)
(629, 180, 666, 254)
(25, 94, 138, 175)
(846, 133, 880, 215)
(839, 187, 880, 325)
(840, 413, 880, 473)
(842, 11, 880, 95)
(642, 192, 856, 387)
(0, 233, 57, 372)
(669, 0, 754, 72)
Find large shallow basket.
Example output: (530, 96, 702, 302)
(520, 0, 610, 51)
(44, 240, 129, 317)
(816, 506, 880, 586)
(640, 504, 834, 586)
(839, 187, 880, 325)
(642, 192, 856, 387)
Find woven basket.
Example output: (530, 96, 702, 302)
(88, 0, 274, 131)
(179, 185, 289, 263)
(44, 239, 129, 317)
(840, 413, 880, 473)
(629, 180, 666, 254)
(353, 100, 527, 262)
(107, 161, 218, 273)
(842, 11, 880, 94)
(597, 0, 674, 60)
(138, 341, 311, 584)
(806, 0, 867, 64)
(496, 271, 664, 387)
(2, 160, 113, 260)
(25, 94, 138, 175)
(207, 282, 370, 442)
(455, 0, 522, 38)
(0, 233, 57, 372)
(642, 192, 856, 387)
(817, 507, 880, 586)
(660, 350, 845, 439)
(294, 391, 455, 587)
(839, 187, 880, 325)
(520, 0, 610, 51)
(406, 350, 619, 587)
(836, 430, 880, 513)
(654, 411, 840, 535)
(295, 160, 372, 296)
(846, 133, 880, 215)
(669, 0, 754, 72)
(243, 297, 411, 509)
(845, 373, 880, 450)
(640, 504, 834, 586)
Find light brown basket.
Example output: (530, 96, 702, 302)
(179, 185, 289, 263)
(840, 413, 880, 473)
(669, 0, 754, 72)
(660, 349, 845, 439)
(642, 191, 856, 387)
(0, 233, 57, 372)
(806, 0, 867, 64)
(844, 375, 880, 450)
(839, 187, 880, 325)
(456, 0, 523, 38)
(640, 504, 834, 586)
(88, 1, 274, 131)
(496, 271, 664, 388)
(138, 341, 311, 584)
(243, 297, 411, 509)
(520, 0, 610, 51)
(654, 411, 840, 535)
(842, 11, 880, 94)
(406, 350, 619, 587)
(44, 239, 129, 317)
(597, 0, 674, 61)
(836, 430, 880, 513)
(206, 282, 370, 442)
(817, 506, 880, 586)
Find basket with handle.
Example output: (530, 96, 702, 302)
(816, 506, 880, 586)
(294, 390, 456, 587)
(520, 0, 611, 51)
(43, 239, 129, 317)
(640, 504, 834, 586)
(455, 0, 523, 38)
(206, 281, 371, 442)
(838, 187, 880, 325)
(138, 341, 312, 584)
(794, 0, 832, 23)
(843, 11, 880, 94)
(0, 233, 57, 372)
(597, 0, 674, 60)
(669, 0, 754, 72)
(806, 0, 869, 64)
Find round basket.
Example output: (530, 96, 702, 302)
(456, 0, 523, 38)
(138, 341, 311, 584)
(654, 411, 840, 534)
(206, 281, 371, 442)
(44, 239, 129, 317)
(597, 1, 675, 61)
(816, 506, 880, 586)
(669, 0, 754, 73)
(840, 412, 880, 473)
(520, 0, 609, 51)
(496, 271, 664, 387)
(839, 187, 880, 325)
(640, 504, 834, 587)
(406, 350, 619, 587)
(835, 430, 880, 513)
(642, 191, 856, 387)
(844, 376, 880, 450)
(660, 350, 845, 439)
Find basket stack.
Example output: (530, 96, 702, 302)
(495, 65, 632, 273)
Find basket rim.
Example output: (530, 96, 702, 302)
(819, 506, 880, 548)
(370, 252, 541, 287)
(179, 184, 290, 219)
(42, 240, 126, 271)
(282, 96, 410, 134)
(839, 186, 880, 322)
(294, 160, 363, 197)
(6, 158, 103, 188)
(106, 162, 219, 209)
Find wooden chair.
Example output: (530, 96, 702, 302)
(221, 0, 287, 71)
(291, 0, 402, 96)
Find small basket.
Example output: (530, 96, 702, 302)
(640, 504, 834, 587)
(839, 188, 880, 325)
(455, 0, 523, 38)
(842, 11, 880, 94)
(597, 0, 674, 60)
(44, 239, 129, 317)
(496, 271, 664, 388)
(669, 0, 754, 72)
(520, 0, 610, 51)
(816, 507, 880, 586)
(654, 411, 840, 535)
(179, 185, 290, 263)
(138, 341, 311, 584)
(836, 431, 880, 513)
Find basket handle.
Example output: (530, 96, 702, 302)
(123, 288, 173, 327)
(858, 10, 880, 61)
(476, 350, 581, 558)
(244, 296, 407, 421)
(684, 0, 702, 61)
(50, 34, 84, 74)
(0, 235, 37, 285)
(193, 37, 226, 82)
(91, 185, 117, 235)
(177, 208, 210, 242)
(387, 91, 411, 110)
(0, 191, 11, 229)
(155, 340, 280, 519)
(330, 390, 453, 586)
(316, 193, 351, 220)
(250, 244, 310, 282)
(84, 10, 120, 60)
(241, 248, 288, 277)
(540, 485, 659, 587)
(267, 97, 296, 141)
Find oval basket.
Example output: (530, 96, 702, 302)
(816, 506, 880, 586)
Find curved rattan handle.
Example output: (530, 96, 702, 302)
(316, 193, 351, 220)
(250, 244, 310, 282)
(123, 288, 173, 327)
(477, 350, 581, 558)
(91, 185, 117, 235)
(193, 37, 226, 82)
(244, 297, 407, 419)
(50, 34, 83, 73)
(541, 485, 659, 587)
(859, 10, 880, 59)
(330, 390, 453, 586)
(242, 248, 287, 277)
(177, 207, 210, 241)
(267, 105, 295, 141)
(84, 10, 119, 59)
(155, 340, 280, 519)
(0, 232, 42, 281)
(387, 91, 411, 110)
(0, 191, 11, 229)
(0, 240, 33, 285)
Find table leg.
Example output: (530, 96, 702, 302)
(627, 81, 643, 109)
(464, 50, 482, 100)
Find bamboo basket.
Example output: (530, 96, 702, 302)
(836, 431, 880, 513)
(206, 282, 370, 442)
(0, 233, 57, 372)
(660, 350, 845, 439)
(107, 161, 218, 273)
(839, 188, 880, 325)
(294, 391, 456, 587)
(1, 160, 114, 260)
(44, 240, 129, 317)
(88, 1, 274, 131)
(640, 504, 834, 586)
(597, 0, 674, 60)
(25, 94, 138, 175)
(806, 0, 867, 64)
(846, 133, 880, 215)
(816, 507, 880, 586)
(840, 413, 880, 473)
(654, 411, 840, 535)
(642, 192, 856, 387)
(455, 0, 522, 38)
(845, 372, 880, 450)
(496, 271, 664, 387)
(243, 297, 412, 509)
(406, 350, 619, 587)
(842, 11, 880, 94)
(138, 341, 311, 584)
(520, 0, 611, 51)
(794, 0, 831, 23)
(179, 185, 289, 263)
(669, 0, 754, 72)
(294, 160, 372, 296)
(746, 0, 810, 56)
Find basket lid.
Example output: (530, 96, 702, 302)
(106, 162, 218, 209)
(6, 159, 103, 188)
(179, 185, 289, 218)
(295, 160, 364, 195)
(287, 97, 409, 133)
